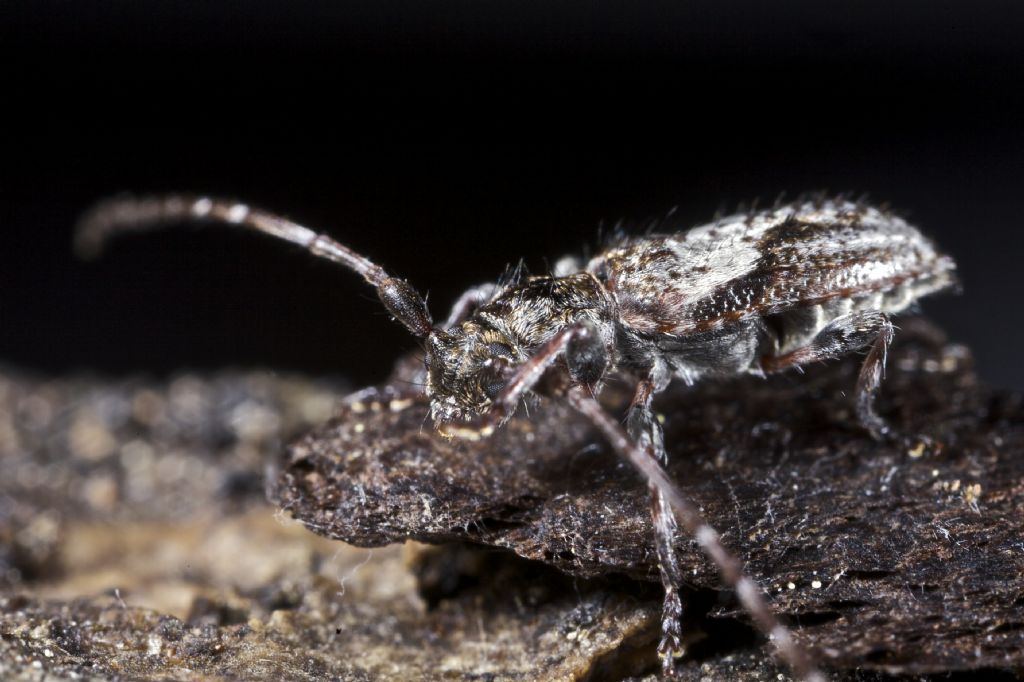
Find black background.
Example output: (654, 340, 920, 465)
(2, 2, 1023, 389)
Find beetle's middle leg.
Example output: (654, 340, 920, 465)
(761, 310, 895, 439)
(628, 377, 685, 676)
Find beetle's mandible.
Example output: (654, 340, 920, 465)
(76, 194, 957, 682)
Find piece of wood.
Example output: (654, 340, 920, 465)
(276, 323, 1024, 677)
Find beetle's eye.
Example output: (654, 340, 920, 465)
(487, 342, 515, 360)
(482, 376, 506, 400)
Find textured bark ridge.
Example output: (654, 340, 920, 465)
(2, 320, 1022, 681)
(275, 322, 1024, 678)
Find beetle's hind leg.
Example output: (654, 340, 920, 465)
(854, 314, 896, 440)
(762, 310, 896, 440)
(628, 378, 686, 675)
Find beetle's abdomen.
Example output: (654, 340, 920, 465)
(589, 200, 956, 336)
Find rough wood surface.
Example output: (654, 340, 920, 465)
(2, 319, 1022, 680)
(275, 323, 1024, 678)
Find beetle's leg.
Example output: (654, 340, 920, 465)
(443, 327, 824, 681)
(439, 320, 604, 439)
(567, 387, 824, 682)
(855, 315, 896, 440)
(628, 378, 685, 676)
(443, 284, 499, 329)
(343, 381, 429, 412)
(762, 310, 895, 439)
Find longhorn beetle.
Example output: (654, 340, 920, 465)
(76, 194, 957, 681)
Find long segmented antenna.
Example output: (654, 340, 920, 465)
(76, 194, 434, 337)
(443, 321, 824, 680)
(567, 387, 825, 682)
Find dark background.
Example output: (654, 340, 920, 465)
(2, 2, 1022, 389)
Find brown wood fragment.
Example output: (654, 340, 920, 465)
(2, 322, 1022, 680)
(275, 324, 1024, 677)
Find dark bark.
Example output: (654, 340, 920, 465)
(1, 319, 1021, 680)
(276, 322, 1024, 677)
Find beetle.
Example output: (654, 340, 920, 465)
(76, 194, 957, 681)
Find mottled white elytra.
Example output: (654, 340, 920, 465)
(77, 194, 957, 681)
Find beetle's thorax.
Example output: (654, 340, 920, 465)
(426, 272, 616, 423)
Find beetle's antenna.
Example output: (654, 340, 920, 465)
(440, 321, 822, 679)
(76, 194, 434, 337)
(566, 387, 825, 682)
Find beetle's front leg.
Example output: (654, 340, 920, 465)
(442, 322, 823, 681)
(628, 378, 685, 676)
(566, 388, 824, 682)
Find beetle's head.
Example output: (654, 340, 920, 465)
(424, 322, 523, 425)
